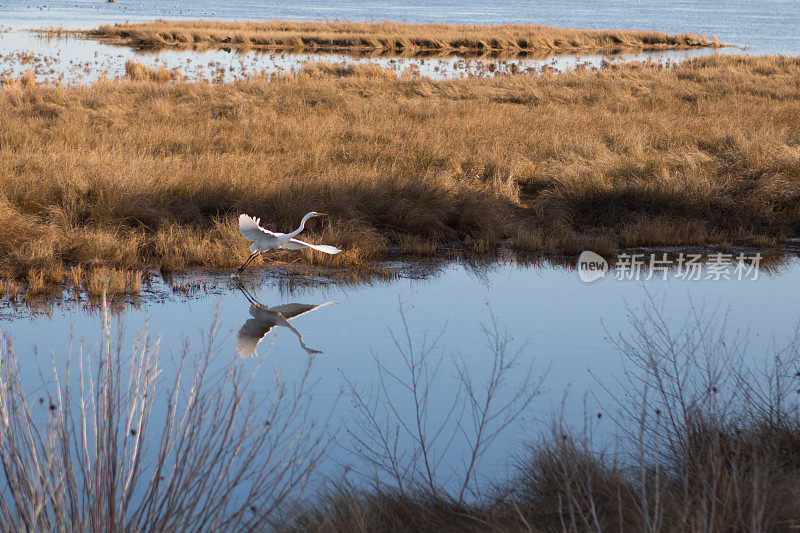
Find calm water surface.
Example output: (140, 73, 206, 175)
(0, 28, 736, 83)
(2, 255, 799, 485)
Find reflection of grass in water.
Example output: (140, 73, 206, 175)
(43, 26, 634, 60)
(2, 245, 798, 315)
(1, 55, 799, 297)
(2, 249, 799, 315)
(83, 20, 721, 55)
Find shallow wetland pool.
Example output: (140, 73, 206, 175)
(2, 0, 800, 517)
(2, 251, 800, 486)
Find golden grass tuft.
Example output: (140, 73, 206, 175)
(0, 279, 21, 299)
(20, 70, 36, 88)
(0, 55, 798, 292)
(399, 234, 438, 256)
(125, 270, 144, 293)
(80, 267, 144, 298)
(68, 265, 83, 291)
(25, 269, 47, 295)
(87, 20, 721, 55)
(124, 59, 173, 82)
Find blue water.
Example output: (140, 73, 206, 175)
(2, 0, 799, 54)
(1, 255, 799, 488)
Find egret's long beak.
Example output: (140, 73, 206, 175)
(315, 212, 328, 216)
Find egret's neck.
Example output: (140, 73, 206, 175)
(289, 212, 316, 238)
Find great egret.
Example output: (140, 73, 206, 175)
(234, 282, 336, 357)
(234, 212, 341, 276)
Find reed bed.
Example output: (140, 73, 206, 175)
(87, 20, 720, 55)
(1, 55, 799, 294)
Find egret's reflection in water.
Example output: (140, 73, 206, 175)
(234, 282, 336, 357)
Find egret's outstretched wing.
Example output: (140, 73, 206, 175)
(236, 318, 274, 358)
(279, 241, 307, 250)
(239, 214, 279, 241)
(286, 238, 342, 254)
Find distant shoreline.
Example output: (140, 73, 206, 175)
(62, 20, 722, 56)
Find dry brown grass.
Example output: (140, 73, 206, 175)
(81, 267, 146, 299)
(0, 279, 21, 299)
(87, 20, 720, 55)
(398, 234, 438, 256)
(124, 59, 174, 82)
(1, 55, 799, 293)
(20, 70, 36, 88)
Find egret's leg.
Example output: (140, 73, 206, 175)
(234, 255, 255, 275)
(233, 252, 259, 276)
(240, 252, 259, 271)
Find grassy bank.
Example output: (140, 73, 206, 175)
(86, 20, 720, 54)
(1, 55, 799, 295)
(292, 414, 800, 531)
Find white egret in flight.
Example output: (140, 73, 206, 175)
(234, 282, 335, 357)
(234, 212, 341, 276)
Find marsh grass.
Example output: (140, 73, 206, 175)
(2, 55, 799, 294)
(83, 267, 146, 299)
(124, 59, 176, 82)
(0, 280, 20, 299)
(87, 20, 720, 55)
(398, 235, 438, 256)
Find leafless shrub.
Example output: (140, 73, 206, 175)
(604, 295, 800, 530)
(341, 305, 544, 504)
(296, 296, 800, 531)
(514, 294, 800, 531)
(0, 296, 329, 530)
